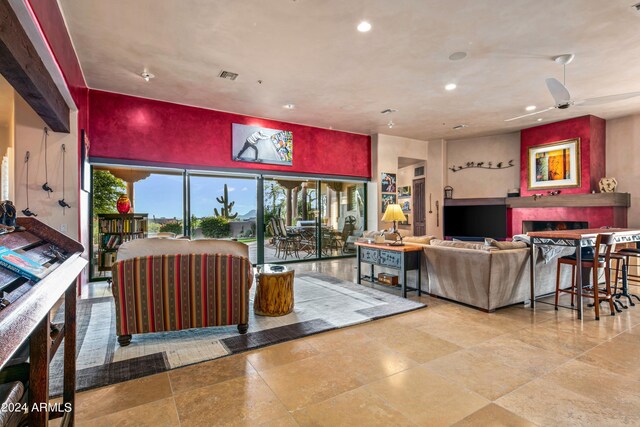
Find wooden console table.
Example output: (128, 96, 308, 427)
(528, 228, 640, 320)
(355, 242, 422, 298)
(0, 218, 85, 426)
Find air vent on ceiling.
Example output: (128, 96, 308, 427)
(380, 108, 398, 114)
(218, 70, 239, 80)
(452, 124, 468, 130)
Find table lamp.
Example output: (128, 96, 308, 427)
(382, 204, 406, 246)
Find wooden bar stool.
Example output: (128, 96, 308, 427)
(555, 233, 616, 320)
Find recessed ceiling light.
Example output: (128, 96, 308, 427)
(283, 103, 295, 110)
(537, 118, 543, 122)
(526, 105, 536, 111)
(140, 71, 155, 82)
(445, 83, 457, 91)
(357, 21, 371, 32)
(449, 51, 467, 61)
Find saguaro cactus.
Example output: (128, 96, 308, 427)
(214, 184, 238, 219)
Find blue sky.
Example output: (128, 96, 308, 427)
(134, 174, 257, 219)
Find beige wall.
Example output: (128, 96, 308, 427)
(0, 86, 15, 201)
(606, 113, 640, 228)
(426, 139, 445, 239)
(0, 125, 11, 200)
(396, 163, 424, 236)
(446, 132, 521, 199)
(13, 94, 79, 239)
(368, 134, 428, 232)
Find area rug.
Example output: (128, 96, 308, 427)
(49, 272, 425, 395)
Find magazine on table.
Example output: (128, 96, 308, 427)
(0, 246, 48, 282)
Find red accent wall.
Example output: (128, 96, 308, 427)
(589, 115, 606, 191)
(510, 115, 616, 236)
(520, 115, 605, 197)
(88, 90, 372, 178)
(510, 207, 627, 236)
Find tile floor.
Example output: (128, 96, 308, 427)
(72, 258, 640, 426)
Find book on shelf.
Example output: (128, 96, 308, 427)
(99, 217, 147, 234)
(101, 252, 116, 268)
(102, 234, 122, 249)
(0, 246, 48, 282)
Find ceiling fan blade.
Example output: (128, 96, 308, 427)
(504, 107, 555, 122)
(575, 92, 640, 106)
(545, 78, 571, 105)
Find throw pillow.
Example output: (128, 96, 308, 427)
(403, 235, 435, 245)
(430, 239, 494, 251)
(486, 238, 528, 250)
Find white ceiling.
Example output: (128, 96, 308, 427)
(59, 0, 640, 140)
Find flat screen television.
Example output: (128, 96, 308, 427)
(444, 205, 508, 239)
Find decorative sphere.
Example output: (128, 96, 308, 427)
(598, 177, 617, 193)
(116, 194, 131, 214)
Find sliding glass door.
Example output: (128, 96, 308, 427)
(90, 166, 183, 281)
(90, 164, 366, 280)
(189, 173, 257, 264)
(319, 181, 366, 256)
(263, 178, 319, 263)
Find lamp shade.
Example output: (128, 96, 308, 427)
(382, 204, 406, 222)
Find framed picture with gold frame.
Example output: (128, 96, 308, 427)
(528, 138, 580, 190)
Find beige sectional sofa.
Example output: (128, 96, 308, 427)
(365, 232, 573, 311)
(421, 240, 573, 311)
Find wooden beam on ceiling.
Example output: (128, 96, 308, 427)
(0, 0, 70, 133)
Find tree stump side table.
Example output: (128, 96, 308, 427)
(254, 265, 295, 316)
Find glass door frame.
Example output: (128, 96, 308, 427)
(88, 161, 368, 281)
(258, 175, 367, 265)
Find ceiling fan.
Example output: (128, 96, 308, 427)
(505, 54, 640, 122)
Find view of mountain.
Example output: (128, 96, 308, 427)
(238, 209, 257, 220)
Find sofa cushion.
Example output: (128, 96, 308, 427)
(117, 238, 250, 261)
(404, 235, 435, 245)
(430, 239, 494, 251)
(486, 238, 528, 250)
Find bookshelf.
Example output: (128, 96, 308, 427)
(97, 213, 148, 272)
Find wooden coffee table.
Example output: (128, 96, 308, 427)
(254, 264, 295, 316)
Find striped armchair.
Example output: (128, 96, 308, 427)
(111, 239, 253, 346)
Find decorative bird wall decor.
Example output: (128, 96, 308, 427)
(449, 159, 515, 172)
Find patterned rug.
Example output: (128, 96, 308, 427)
(49, 272, 426, 395)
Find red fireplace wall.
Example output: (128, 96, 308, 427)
(589, 115, 606, 191)
(520, 115, 605, 197)
(510, 207, 626, 235)
(88, 90, 371, 178)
